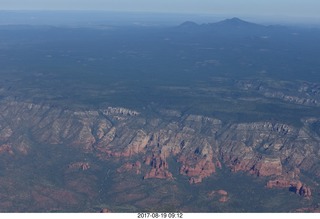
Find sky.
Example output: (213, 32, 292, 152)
(1, 0, 320, 19)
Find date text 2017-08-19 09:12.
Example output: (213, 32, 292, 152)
(137, 213, 183, 218)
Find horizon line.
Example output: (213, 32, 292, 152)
(0, 10, 319, 26)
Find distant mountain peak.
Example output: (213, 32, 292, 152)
(227, 17, 246, 22)
(218, 17, 252, 25)
(177, 17, 267, 32)
(215, 17, 262, 28)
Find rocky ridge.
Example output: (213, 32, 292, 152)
(238, 80, 320, 107)
(1, 99, 320, 198)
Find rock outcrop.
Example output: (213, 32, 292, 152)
(298, 185, 312, 198)
(144, 154, 173, 180)
(207, 189, 229, 203)
(216, 190, 228, 196)
(266, 178, 312, 199)
(0, 144, 14, 155)
(103, 107, 140, 116)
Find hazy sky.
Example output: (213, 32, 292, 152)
(1, 0, 320, 19)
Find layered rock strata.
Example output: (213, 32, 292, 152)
(0, 100, 319, 198)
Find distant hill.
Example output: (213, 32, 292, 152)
(178, 17, 270, 35)
(212, 17, 263, 28)
(179, 17, 266, 29)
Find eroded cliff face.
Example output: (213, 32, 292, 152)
(1, 99, 320, 199)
